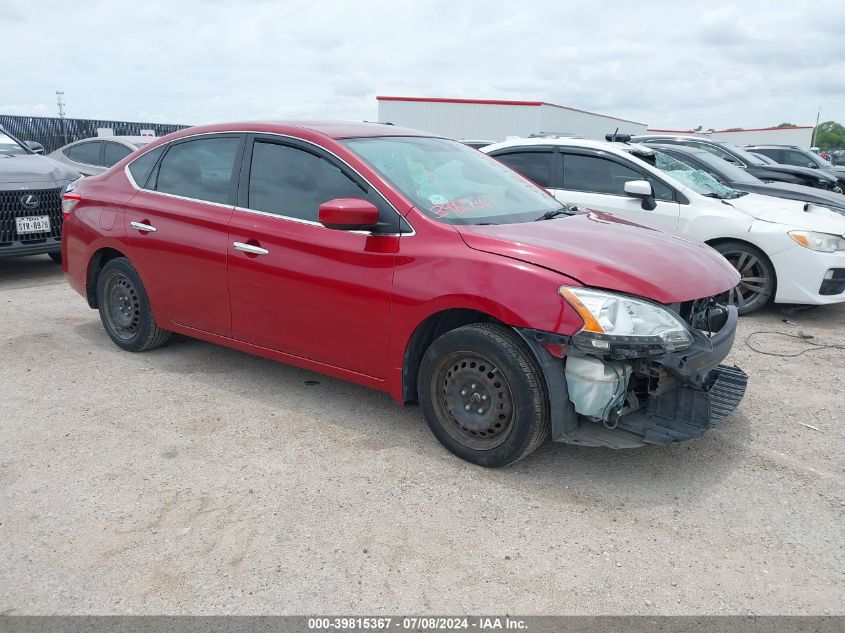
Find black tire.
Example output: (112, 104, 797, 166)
(48, 252, 62, 264)
(417, 323, 550, 467)
(713, 240, 776, 315)
(96, 257, 171, 352)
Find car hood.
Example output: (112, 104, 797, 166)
(0, 153, 80, 186)
(728, 193, 845, 234)
(455, 210, 740, 304)
(731, 181, 845, 215)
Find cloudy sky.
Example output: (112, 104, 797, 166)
(4, 0, 844, 130)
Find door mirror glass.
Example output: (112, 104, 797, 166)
(319, 198, 379, 230)
(25, 140, 44, 154)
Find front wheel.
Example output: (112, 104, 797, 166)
(417, 323, 550, 467)
(713, 240, 776, 315)
(96, 257, 171, 352)
(48, 252, 62, 264)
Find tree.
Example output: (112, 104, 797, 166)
(776, 123, 797, 128)
(814, 121, 845, 149)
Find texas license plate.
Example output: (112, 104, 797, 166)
(15, 215, 51, 235)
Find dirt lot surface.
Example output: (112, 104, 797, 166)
(1, 255, 843, 615)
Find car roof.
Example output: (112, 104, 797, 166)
(483, 136, 654, 155)
(156, 120, 435, 142)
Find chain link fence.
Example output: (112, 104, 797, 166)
(0, 115, 190, 154)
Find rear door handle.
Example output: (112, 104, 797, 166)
(130, 221, 156, 232)
(233, 241, 269, 255)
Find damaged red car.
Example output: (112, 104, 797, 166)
(61, 122, 747, 467)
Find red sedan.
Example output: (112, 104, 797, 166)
(61, 121, 746, 466)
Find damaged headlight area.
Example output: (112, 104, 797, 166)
(559, 287, 693, 356)
(521, 289, 748, 448)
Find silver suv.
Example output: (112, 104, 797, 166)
(0, 127, 80, 261)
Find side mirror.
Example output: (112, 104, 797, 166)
(25, 141, 44, 154)
(318, 197, 379, 230)
(624, 180, 657, 211)
(808, 163, 817, 168)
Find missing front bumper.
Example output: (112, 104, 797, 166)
(517, 304, 748, 449)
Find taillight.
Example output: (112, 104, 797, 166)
(62, 193, 81, 216)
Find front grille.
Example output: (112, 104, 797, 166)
(0, 187, 63, 247)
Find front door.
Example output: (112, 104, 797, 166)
(227, 136, 400, 378)
(554, 150, 681, 231)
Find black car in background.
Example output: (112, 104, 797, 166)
(631, 135, 840, 191)
(644, 143, 845, 215)
(745, 145, 845, 194)
(0, 126, 80, 261)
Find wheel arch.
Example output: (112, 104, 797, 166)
(705, 236, 778, 299)
(401, 308, 506, 404)
(86, 246, 129, 308)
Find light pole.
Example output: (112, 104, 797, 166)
(811, 106, 821, 148)
(56, 90, 67, 144)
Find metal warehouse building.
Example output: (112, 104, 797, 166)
(377, 96, 647, 142)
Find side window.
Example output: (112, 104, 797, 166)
(753, 148, 781, 162)
(493, 151, 553, 188)
(784, 150, 814, 167)
(128, 146, 165, 188)
(66, 141, 103, 165)
(103, 142, 133, 167)
(563, 154, 674, 201)
(154, 137, 240, 204)
(246, 141, 367, 221)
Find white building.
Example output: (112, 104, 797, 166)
(646, 126, 815, 149)
(377, 96, 647, 142)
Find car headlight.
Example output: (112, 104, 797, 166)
(789, 230, 845, 252)
(559, 287, 693, 355)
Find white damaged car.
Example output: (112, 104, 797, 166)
(483, 136, 845, 314)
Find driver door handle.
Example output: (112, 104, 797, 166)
(130, 221, 156, 232)
(233, 241, 269, 255)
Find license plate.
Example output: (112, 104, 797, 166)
(15, 215, 51, 235)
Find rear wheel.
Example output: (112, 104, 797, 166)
(417, 323, 550, 467)
(713, 241, 776, 315)
(96, 257, 171, 352)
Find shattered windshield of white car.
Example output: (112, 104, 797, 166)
(654, 151, 748, 199)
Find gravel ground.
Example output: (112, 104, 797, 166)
(1, 255, 843, 615)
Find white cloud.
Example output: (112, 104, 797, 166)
(3, 0, 844, 130)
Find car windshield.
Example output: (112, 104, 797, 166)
(751, 152, 778, 165)
(683, 150, 760, 184)
(807, 151, 833, 167)
(0, 132, 29, 157)
(654, 151, 747, 199)
(341, 136, 565, 224)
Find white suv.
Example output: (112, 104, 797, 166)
(482, 136, 845, 314)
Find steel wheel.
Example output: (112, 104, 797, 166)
(715, 242, 775, 314)
(103, 271, 142, 340)
(431, 352, 515, 451)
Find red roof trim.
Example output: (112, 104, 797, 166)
(647, 126, 813, 134)
(377, 96, 543, 107)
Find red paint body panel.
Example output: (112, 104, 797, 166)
(456, 210, 741, 303)
(124, 190, 233, 336)
(227, 210, 397, 378)
(62, 121, 740, 405)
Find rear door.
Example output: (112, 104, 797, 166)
(552, 149, 681, 230)
(124, 134, 245, 336)
(227, 135, 400, 378)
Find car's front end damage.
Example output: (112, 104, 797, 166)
(518, 290, 748, 448)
